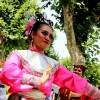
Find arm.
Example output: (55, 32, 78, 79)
(1, 52, 24, 86)
(53, 64, 100, 99)
(53, 64, 88, 94)
(1, 52, 42, 89)
(1, 52, 53, 97)
(59, 87, 82, 100)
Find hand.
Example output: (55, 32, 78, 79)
(41, 64, 52, 84)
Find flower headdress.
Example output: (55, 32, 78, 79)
(24, 11, 53, 40)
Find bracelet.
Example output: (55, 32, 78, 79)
(22, 73, 42, 87)
(29, 75, 35, 86)
(22, 73, 28, 84)
(33, 77, 42, 87)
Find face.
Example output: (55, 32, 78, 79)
(31, 24, 53, 51)
(73, 67, 83, 77)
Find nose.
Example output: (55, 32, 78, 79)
(45, 35, 50, 40)
(73, 70, 78, 74)
(74, 72, 78, 74)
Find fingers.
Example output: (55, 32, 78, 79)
(46, 64, 52, 74)
(46, 64, 52, 70)
(48, 77, 52, 80)
(41, 64, 52, 84)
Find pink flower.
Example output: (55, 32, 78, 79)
(25, 30, 29, 36)
(25, 19, 36, 36)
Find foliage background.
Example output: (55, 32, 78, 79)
(41, 0, 100, 86)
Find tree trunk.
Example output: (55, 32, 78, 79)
(62, 4, 85, 66)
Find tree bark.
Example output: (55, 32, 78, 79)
(62, 4, 85, 66)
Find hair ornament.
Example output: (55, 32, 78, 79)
(35, 12, 53, 27)
(24, 11, 36, 37)
(24, 11, 53, 37)
(25, 17, 36, 36)
(43, 12, 47, 19)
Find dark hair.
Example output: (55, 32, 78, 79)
(28, 21, 53, 41)
(98, 86, 100, 89)
(32, 21, 53, 32)
(73, 65, 87, 75)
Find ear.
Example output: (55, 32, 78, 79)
(31, 31, 35, 39)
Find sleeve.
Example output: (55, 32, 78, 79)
(0, 52, 41, 88)
(1, 52, 24, 86)
(53, 64, 88, 94)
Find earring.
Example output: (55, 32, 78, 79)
(31, 39, 33, 46)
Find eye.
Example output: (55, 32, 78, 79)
(42, 31, 53, 40)
(41, 31, 47, 36)
(49, 35, 53, 39)
(73, 68, 77, 71)
(78, 70, 81, 72)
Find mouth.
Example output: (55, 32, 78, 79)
(44, 41, 49, 44)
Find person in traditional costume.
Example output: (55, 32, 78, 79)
(0, 12, 100, 100)
(59, 65, 94, 100)
(73, 65, 87, 77)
